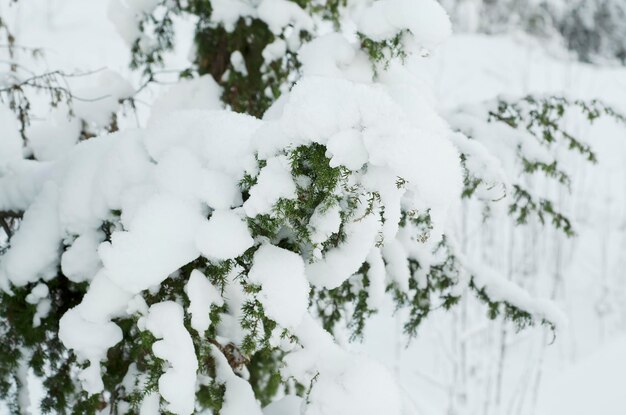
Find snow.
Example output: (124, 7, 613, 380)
(537, 335, 626, 415)
(257, 0, 314, 35)
(262, 395, 302, 415)
(243, 155, 297, 217)
(299, 34, 358, 79)
(16, 358, 31, 413)
(25, 283, 51, 327)
(107, 0, 161, 46)
(360, 115, 461, 238)
(107, 0, 142, 46)
(0, 160, 51, 213)
(276, 76, 463, 235)
(382, 239, 411, 292)
(262, 39, 287, 64)
(365, 247, 387, 309)
(465, 254, 568, 329)
(298, 34, 373, 82)
(126, 294, 149, 317)
(61, 230, 105, 283)
(325, 129, 369, 171)
(153, 146, 206, 202)
(198, 169, 242, 210)
(196, 209, 254, 261)
(210, 0, 256, 32)
(55, 137, 117, 234)
(149, 75, 222, 124)
(284, 314, 404, 415)
(127, 0, 161, 14)
(357, 0, 452, 48)
(2, 1, 623, 412)
(59, 306, 123, 393)
(25, 283, 48, 304)
(361, 166, 405, 240)
(346, 33, 626, 415)
(447, 130, 508, 200)
(308, 203, 342, 246)
(306, 213, 381, 289)
(206, 0, 313, 38)
(99, 194, 204, 294)
(79, 272, 134, 322)
(212, 346, 263, 415)
(230, 51, 248, 75)
(139, 392, 160, 415)
(144, 110, 260, 179)
(145, 301, 198, 415)
(278, 77, 363, 142)
(27, 106, 81, 161)
(0, 183, 62, 287)
(73, 69, 134, 128)
(304, 353, 403, 415)
(447, 106, 555, 185)
(248, 244, 310, 330)
(154, 142, 241, 210)
(216, 268, 249, 345)
(58, 274, 134, 393)
(185, 269, 224, 335)
(0, 106, 24, 165)
(57, 131, 153, 235)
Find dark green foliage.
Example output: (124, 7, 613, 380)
(1, 98, 621, 413)
(493, 96, 621, 236)
(309, 0, 346, 28)
(129, 0, 322, 117)
(509, 184, 574, 237)
(0, 277, 92, 414)
(282, 143, 345, 246)
(247, 348, 285, 406)
(195, 380, 225, 411)
(470, 281, 535, 331)
(399, 251, 462, 339)
(488, 96, 606, 165)
(129, 4, 176, 75)
(194, 18, 292, 116)
(3, 1, 625, 412)
(462, 95, 626, 237)
(359, 31, 407, 73)
(313, 268, 375, 341)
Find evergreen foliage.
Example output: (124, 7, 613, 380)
(0, 1, 624, 414)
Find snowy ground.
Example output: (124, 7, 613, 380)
(3, 2, 626, 414)
(538, 334, 626, 415)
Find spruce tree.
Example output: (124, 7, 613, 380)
(0, 1, 623, 414)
